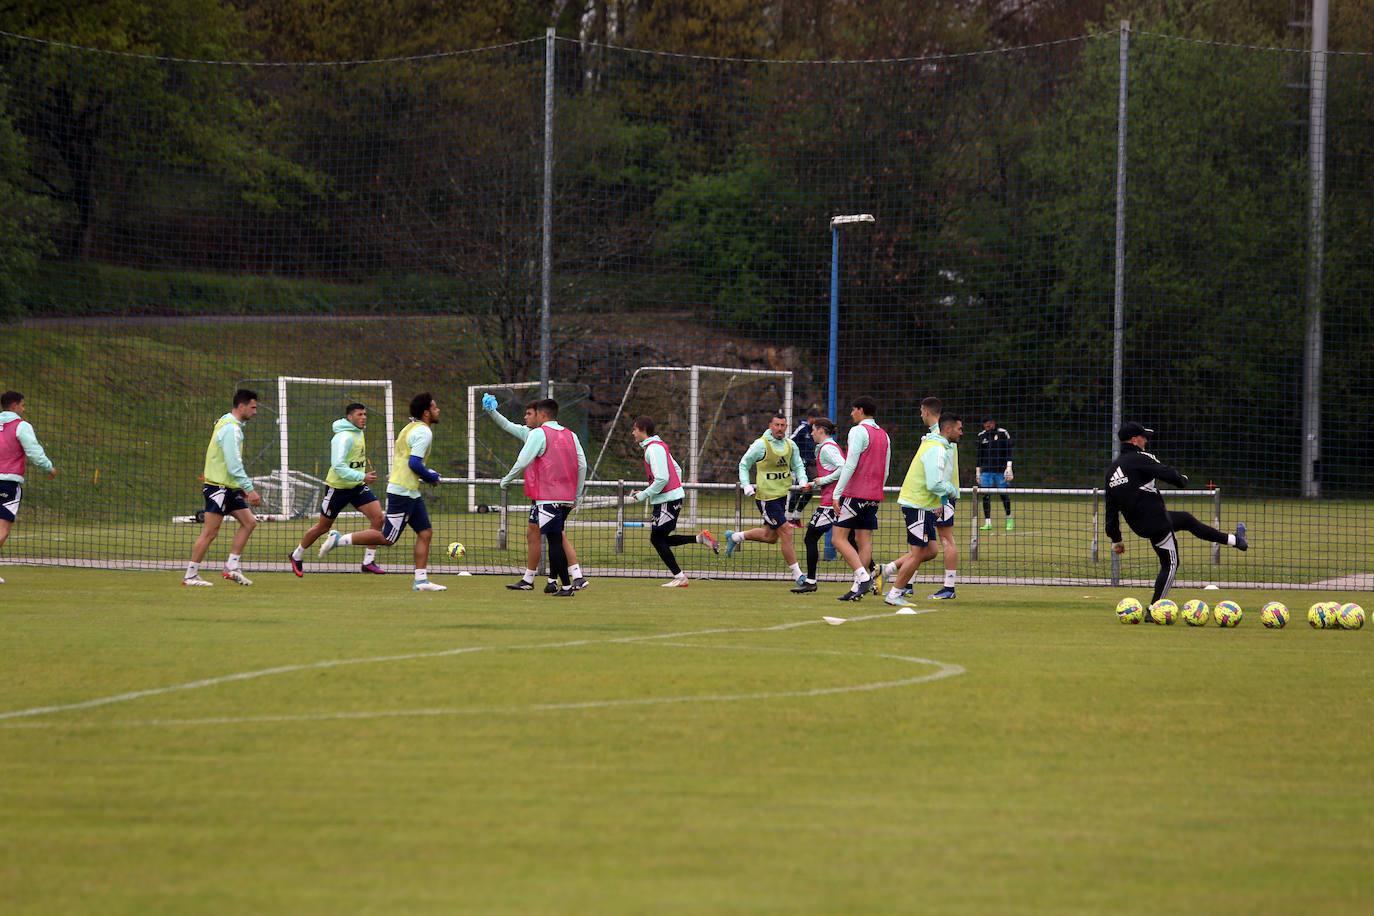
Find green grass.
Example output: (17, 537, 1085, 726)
(2, 570, 1372, 914)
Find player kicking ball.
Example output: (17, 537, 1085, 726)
(183, 389, 262, 587)
(319, 393, 446, 591)
(289, 402, 386, 576)
(883, 413, 962, 607)
(500, 398, 586, 598)
(630, 416, 719, 587)
(724, 412, 809, 587)
(482, 393, 589, 592)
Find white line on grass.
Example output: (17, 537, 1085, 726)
(0, 610, 958, 729)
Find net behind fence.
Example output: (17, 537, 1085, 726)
(1, 27, 1370, 589)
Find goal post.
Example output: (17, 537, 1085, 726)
(229, 376, 394, 521)
(589, 365, 793, 521)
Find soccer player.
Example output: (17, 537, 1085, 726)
(790, 417, 858, 594)
(499, 398, 586, 597)
(785, 411, 818, 527)
(1106, 422, 1247, 606)
(630, 416, 719, 587)
(288, 402, 385, 576)
(821, 397, 891, 602)
(0, 391, 57, 584)
(482, 393, 589, 592)
(183, 389, 262, 587)
(914, 396, 960, 599)
(976, 417, 1014, 530)
(319, 392, 447, 592)
(884, 413, 962, 608)
(724, 413, 809, 586)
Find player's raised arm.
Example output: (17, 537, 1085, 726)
(483, 393, 532, 442)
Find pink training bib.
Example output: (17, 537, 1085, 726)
(525, 425, 578, 502)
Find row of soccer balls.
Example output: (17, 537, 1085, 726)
(1116, 597, 1366, 629)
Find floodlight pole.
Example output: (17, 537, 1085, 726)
(1301, 0, 1328, 499)
(827, 214, 875, 559)
(540, 27, 555, 398)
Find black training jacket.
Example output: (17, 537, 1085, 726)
(1104, 443, 1189, 542)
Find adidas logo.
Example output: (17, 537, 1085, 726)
(1109, 467, 1129, 488)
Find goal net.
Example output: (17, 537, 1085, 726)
(588, 366, 794, 521)
(234, 376, 394, 521)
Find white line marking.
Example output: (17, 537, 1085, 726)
(0, 610, 952, 729)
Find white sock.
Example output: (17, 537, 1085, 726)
(853, 568, 871, 585)
(414, 569, 428, 581)
(226, 553, 241, 570)
(788, 563, 802, 579)
(569, 564, 583, 579)
(888, 587, 902, 599)
(944, 570, 957, 588)
(291, 545, 305, 562)
(522, 569, 537, 584)
(1226, 535, 1236, 546)
(185, 563, 199, 579)
(730, 531, 745, 543)
(806, 577, 817, 584)
(339, 532, 354, 547)
(363, 548, 377, 564)
(882, 561, 897, 579)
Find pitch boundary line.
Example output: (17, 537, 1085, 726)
(0, 610, 959, 728)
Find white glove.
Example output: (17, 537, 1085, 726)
(742, 484, 756, 497)
(1004, 465, 1014, 482)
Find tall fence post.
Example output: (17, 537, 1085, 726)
(1302, 0, 1329, 499)
(1211, 486, 1222, 566)
(969, 482, 980, 561)
(497, 483, 509, 551)
(540, 27, 555, 398)
(616, 479, 626, 554)
(1110, 19, 1130, 590)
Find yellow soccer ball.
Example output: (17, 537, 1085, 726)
(1260, 601, 1289, 629)
(446, 541, 466, 560)
(1150, 599, 1178, 625)
(1337, 603, 1365, 630)
(1181, 599, 1209, 627)
(1116, 597, 1143, 624)
(1308, 602, 1338, 629)
(1213, 600, 1242, 628)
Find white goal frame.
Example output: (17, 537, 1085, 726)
(589, 365, 793, 521)
(271, 376, 395, 520)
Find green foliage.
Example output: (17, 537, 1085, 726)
(0, 83, 58, 316)
(655, 161, 802, 329)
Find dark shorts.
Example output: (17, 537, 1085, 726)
(902, 506, 937, 547)
(203, 484, 250, 516)
(0, 480, 21, 523)
(808, 504, 837, 531)
(935, 500, 957, 529)
(651, 499, 682, 533)
(381, 493, 431, 543)
(835, 497, 880, 530)
(755, 496, 788, 530)
(532, 503, 571, 538)
(320, 484, 379, 520)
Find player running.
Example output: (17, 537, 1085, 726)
(482, 393, 589, 592)
(288, 402, 386, 576)
(319, 392, 447, 592)
(630, 416, 719, 587)
(183, 389, 262, 587)
(884, 413, 962, 608)
(724, 413, 809, 586)
(790, 417, 858, 594)
(822, 397, 891, 602)
(500, 398, 587, 597)
(1106, 422, 1247, 607)
(920, 397, 960, 600)
(0, 391, 57, 584)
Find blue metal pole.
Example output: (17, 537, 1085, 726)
(825, 226, 840, 561)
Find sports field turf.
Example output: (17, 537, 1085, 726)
(2, 570, 1372, 914)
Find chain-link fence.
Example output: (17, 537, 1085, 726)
(2, 27, 1370, 589)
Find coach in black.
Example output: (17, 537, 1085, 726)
(1105, 422, 1248, 606)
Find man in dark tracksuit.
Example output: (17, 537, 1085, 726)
(1105, 423, 1248, 605)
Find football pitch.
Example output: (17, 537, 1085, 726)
(2, 570, 1372, 914)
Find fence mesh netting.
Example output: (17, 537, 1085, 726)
(2, 29, 1371, 589)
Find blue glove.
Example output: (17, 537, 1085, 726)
(482, 393, 498, 411)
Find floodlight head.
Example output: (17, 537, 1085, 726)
(830, 214, 875, 228)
